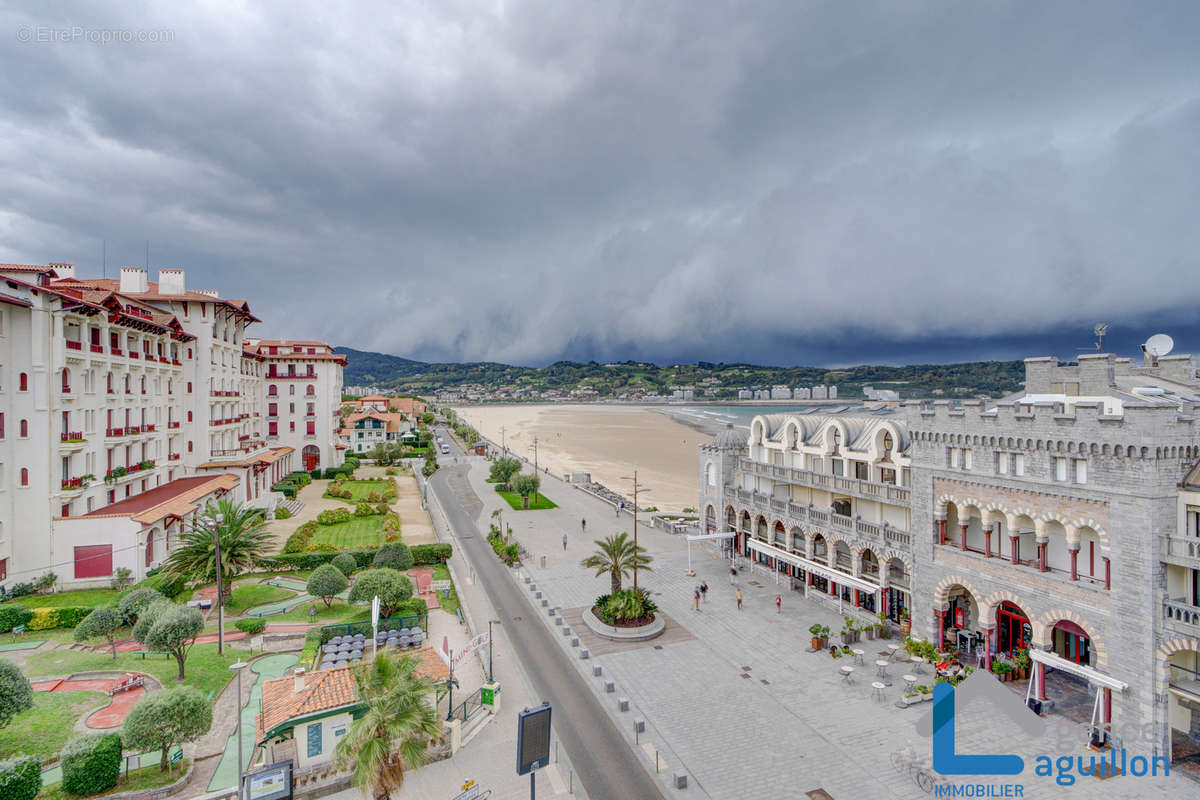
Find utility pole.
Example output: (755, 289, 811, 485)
(502, 425, 507, 455)
(213, 522, 225, 655)
(632, 470, 639, 591)
(531, 437, 539, 504)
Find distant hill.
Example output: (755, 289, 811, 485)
(335, 346, 1026, 399)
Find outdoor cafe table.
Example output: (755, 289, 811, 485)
(886, 643, 901, 660)
(911, 655, 927, 674)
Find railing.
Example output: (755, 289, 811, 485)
(168, 453, 180, 461)
(129, 352, 139, 359)
(1165, 599, 1200, 631)
(127, 426, 141, 434)
(734, 491, 911, 551)
(66, 340, 82, 350)
(1167, 535, 1200, 564)
(61, 477, 86, 489)
(90, 344, 104, 353)
(106, 427, 126, 437)
(60, 431, 83, 442)
(738, 457, 910, 505)
(168, 421, 181, 429)
(448, 687, 484, 722)
(111, 347, 123, 356)
(319, 614, 428, 643)
(144, 424, 156, 432)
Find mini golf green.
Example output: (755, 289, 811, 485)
(207, 654, 298, 792)
(245, 577, 349, 617)
(0, 640, 47, 652)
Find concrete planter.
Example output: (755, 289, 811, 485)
(900, 692, 932, 707)
(583, 607, 665, 642)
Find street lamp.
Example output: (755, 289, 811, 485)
(488, 619, 501, 683)
(620, 472, 650, 591)
(230, 660, 249, 796)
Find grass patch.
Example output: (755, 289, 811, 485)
(325, 479, 391, 503)
(431, 565, 460, 619)
(224, 583, 295, 615)
(37, 759, 191, 799)
(24, 643, 240, 699)
(18, 588, 123, 609)
(309, 516, 384, 549)
(271, 598, 369, 624)
(0, 690, 109, 761)
(496, 488, 557, 510)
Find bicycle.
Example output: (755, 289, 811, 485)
(890, 746, 947, 794)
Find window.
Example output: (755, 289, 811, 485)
(20, 468, 29, 486)
(307, 384, 314, 395)
(307, 723, 323, 758)
(289, 385, 295, 395)
(948, 448, 959, 468)
(290, 421, 295, 432)
(880, 467, 896, 485)
(268, 403, 277, 416)
(1189, 508, 1200, 538)
(831, 458, 844, 476)
(268, 384, 277, 396)
(306, 421, 315, 436)
(74, 544, 113, 579)
(19, 419, 28, 437)
(1054, 457, 1068, 481)
(854, 461, 869, 481)
(19, 372, 27, 391)
(962, 449, 972, 470)
(61, 368, 70, 392)
(187, 411, 193, 422)
(187, 382, 193, 393)
(1074, 459, 1088, 484)
(188, 440, 193, 453)
(996, 452, 1009, 474)
(882, 432, 893, 452)
(0, 413, 4, 438)
(1014, 454, 1025, 476)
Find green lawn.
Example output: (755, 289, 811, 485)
(432, 565, 460, 619)
(14, 587, 123, 609)
(271, 598, 369, 624)
(309, 516, 385, 549)
(24, 642, 241, 699)
(325, 479, 392, 503)
(0, 691, 109, 761)
(224, 583, 295, 615)
(496, 488, 557, 510)
(38, 759, 191, 799)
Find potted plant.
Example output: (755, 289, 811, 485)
(863, 621, 875, 640)
(809, 623, 829, 650)
(1012, 645, 1031, 680)
(991, 659, 1013, 682)
(877, 611, 891, 639)
(840, 624, 853, 646)
(899, 609, 911, 637)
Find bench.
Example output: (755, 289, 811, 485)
(132, 650, 170, 660)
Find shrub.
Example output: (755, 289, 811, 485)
(0, 659, 34, 728)
(0, 605, 33, 634)
(61, 733, 122, 796)
(235, 618, 266, 635)
(346, 569, 413, 617)
(111, 567, 134, 590)
(308, 542, 338, 553)
(411, 543, 452, 565)
(35, 572, 57, 593)
(74, 606, 124, 658)
(307, 564, 349, 607)
(373, 542, 414, 571)
(282, 521, 319, 554)
(273, 507, 292, 520)
(300, 627, 322, 668)
(317, 508, 352, 525)
(391, 597, 428, 618)
(272, 483, 298, 500)
(28, 608, 56, 631)
(7, 583, 35, 599)
(123, 687, 212, 771)
(310, 468, 322, 479)
(0, 756, 40, 800)
(129, 571, 187, 600)
(353, 502, 379, 517)
(117, 588, 165, 626)
(330, 553, 358, 577)
(274, 549, 377, 570)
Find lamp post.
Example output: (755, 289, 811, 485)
(620, 472, 650, 591)
(212, 521, 225, 655)
(230, 660, 249, 796)
(488, 619, 501, 683)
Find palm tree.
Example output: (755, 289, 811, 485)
(335, 653, 441, 799)
(581, 532, 653, 595)
(162, 500, 273, 602)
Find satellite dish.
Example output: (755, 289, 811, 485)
(1145, 334, 1175, 358)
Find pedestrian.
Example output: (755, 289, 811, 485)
(617, 501, 623, 517)
(776, 594, 782, 614)
(562, 533, 568, 551)
(694, 588, 701, 611)
(736, 588, 743, 610)
(729, 565, 737, 585)
(700, 581, 708, 602)
(581, 518, 586, 533)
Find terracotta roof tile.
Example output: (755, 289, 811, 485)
(258, 666, 358, 742)
(79, 474, 239, 524)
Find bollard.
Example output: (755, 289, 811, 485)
(541, 555, 547, 568)
(618, 697, 629, 712)
(579, 649, 589, 659)
(555, 616, 563, 626)
(604, 680, 615, 693)
(547, 607, 555, 616)
(634, 718, 645, 734)
(562, 626, 572, 636)
(592, 665, 603, 676)
(524, 575, 531, 584)
(535, 591, 543, 599)
(541, 599, 548, 607)
(529, 583, 537, 592)
(674, 772, 688, 789)
(571, 637, 580, 647)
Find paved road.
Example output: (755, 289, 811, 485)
(428, 458, 666, 800)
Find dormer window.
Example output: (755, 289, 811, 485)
(883, 432, 893, 451)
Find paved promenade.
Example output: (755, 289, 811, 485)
(462, 455, 1184, 800)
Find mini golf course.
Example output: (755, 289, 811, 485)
(244, 577, 351, 617)
(207, 653, 298, 792)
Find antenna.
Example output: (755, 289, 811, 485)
(1093, 323, 1108, 353)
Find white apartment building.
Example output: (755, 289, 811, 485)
(0, 262, 343, 589)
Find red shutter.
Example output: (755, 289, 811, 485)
(74, 544, 113, 579)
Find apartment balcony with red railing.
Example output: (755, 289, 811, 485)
(66, 340, 82, 351)
(172, 358, 182, 366)
(110, 347, 123, 356)
(144, 424, 156, 432)
(127, 425, 141, 435)
(90, 344, 104, 354)
(129, 351, 139, 359)
(168, 453, 181, 461)
(168, 421, 181, 429)
(61, 476, 86, 490)
(60, 431, 84, 442)
(266, 371, 317, 379)
(106, 427, 126, 437)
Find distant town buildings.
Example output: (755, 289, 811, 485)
(863, 386, 901, 401)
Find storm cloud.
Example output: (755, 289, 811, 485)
(2, 1, 1199, 365)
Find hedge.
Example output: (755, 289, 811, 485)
(27, 606, 93, 631)
(282, 522, 319, 554)
(274, 543, 452, 571)
(301, 627, 322, 669)
(0, 604, 33, 633)
(272, 483, 297, 500)
(130, 570, 188, 600)
(61, 733, 122, 796)
(0, 756, 40, 800)
(317, 508, 352, 525)
(235, 618, 266, 635)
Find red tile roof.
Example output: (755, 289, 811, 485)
(80, 474, 239, 524)
(51, 278, 258, 321)
(258, 666, 358, 742)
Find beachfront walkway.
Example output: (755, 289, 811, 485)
(457, 456, 1183, 800)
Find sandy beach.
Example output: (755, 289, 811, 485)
(452, 404, 706, 512)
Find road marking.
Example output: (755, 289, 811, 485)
(547, 764, 567, 794)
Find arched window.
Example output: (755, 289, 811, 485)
(19, 372, 27, 391)
(124, 375, 131, 393)
(19, 419, 28, 437)
(61, 368, 70, 392)
(106, 372, 113, 393)
(306, 384, 315, 396)
(20, 468, 29, 486)
(140, 376, 146, 394)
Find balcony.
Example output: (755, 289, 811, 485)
(129, 352, 139, 360)
(110, 347, 123, 356)
(266, 372, 316, 380)
(60, 476, 90, 492)
(60, 431, 84, 442)
(1165, 535, 1200, 570)
(66, 340, 82, 351)
(168, 421, 181, 429)
(144, 424, 156, 432)
(105, 427, 126, 437)
(1164, 598, 1200, 637)
(733, 489, 912, 551)
(90, 344, 104, 354)
(127, 426, 141, 435)
(738, 457, 911, 506)
(168, 453, 181, 461)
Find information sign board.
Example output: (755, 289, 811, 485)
(516, 704, 551, 775)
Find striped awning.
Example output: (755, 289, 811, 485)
(744, 538, 882, 593)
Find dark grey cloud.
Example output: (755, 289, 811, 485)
(2, 1, 1199, 366)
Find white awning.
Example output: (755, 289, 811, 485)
(1028, 648, 1127, 692)
(744, 538, 881, 593)
(688, 530, 737, 541)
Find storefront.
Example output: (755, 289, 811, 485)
(997, 601, 1032, 655)
(1050, 620, 1091, 665)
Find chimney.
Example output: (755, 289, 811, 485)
(1022, 357, 1059, 394)
(1077, 353, 1115, 396)
(195, 289, 219, 298)
(48, 262, 76, 280)
(157, 268, 186, 295)
(1158, 354, 1198, 387)
(119, 266, 148, 294)
(293, 668, 305, 693)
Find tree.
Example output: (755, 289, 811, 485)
(307, 564, 349, 608)
(123, 686, 212, 771)
(0, 660, 33, 728)
(133, 601, 204, 680)
(511, 473, 541, 509)
(347, 569, 413, 617)
(74, 606, 123, 659)
(331, 552, 358, 577)
(163, 500, 273, 603)
(116, 588, 164, 626)
(373, 542, 414, 572)
(334, 653, 440, 799)
(110, 567, 133, 591)
(421, 450, 438, 477)
(488, 457, 521, 490)
(0, 756, 40, 800)
(580, 533, 653, 595)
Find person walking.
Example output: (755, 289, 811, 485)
(581, 518, 586, 533)
(694, 588, 701, 612)
(776, 594, 782, 614)
(700, 581, 708, 602)
(736, 588, 743, 610)
(562, 533, 568, 551)
(617, 501, 623, 517)
(729, 565, 737, 585)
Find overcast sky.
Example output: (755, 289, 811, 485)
(2, 2, 1198, 367)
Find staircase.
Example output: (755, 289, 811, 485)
(278, 499, 304, 517)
